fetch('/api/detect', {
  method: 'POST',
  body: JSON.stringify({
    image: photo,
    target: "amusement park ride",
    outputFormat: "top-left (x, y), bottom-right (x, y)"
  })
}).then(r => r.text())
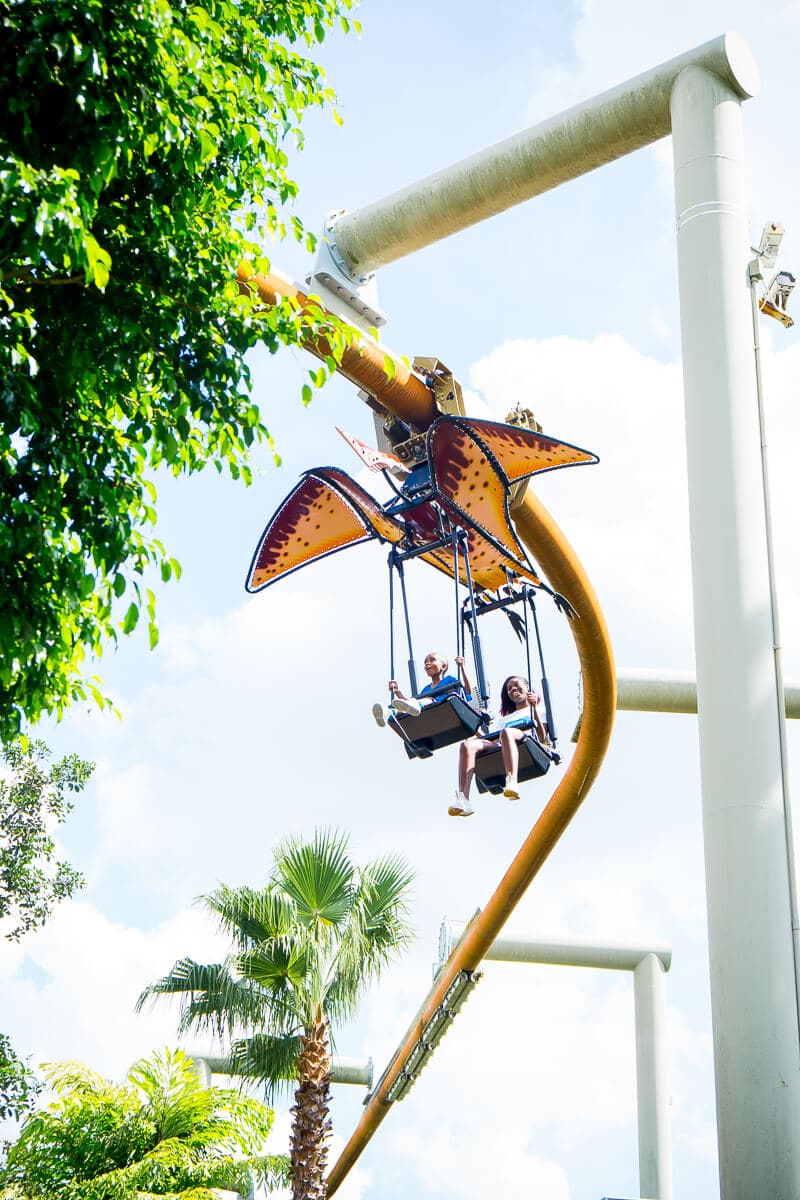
top-left (241, 264), bottom-right (618, 1190)
top-left (246, 401), bottom-right (596, 777)
top-left (239, 30), bottom-right (800, 1200)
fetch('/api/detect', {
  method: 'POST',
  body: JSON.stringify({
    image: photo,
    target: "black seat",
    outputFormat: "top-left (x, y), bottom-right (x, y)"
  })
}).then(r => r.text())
top-left (474, 733), bottom-right (552, 794)
top-left (389, 694), bottom-right (487, 759)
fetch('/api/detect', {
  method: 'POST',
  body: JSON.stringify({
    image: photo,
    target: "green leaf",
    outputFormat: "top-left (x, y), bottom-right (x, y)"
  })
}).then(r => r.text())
top-left (84, 235), bottom-right (112, 290)
top-left (1, 1046), bottom-right (286, 1193)
top-left (0, 0), bottom-right (359, 739)
top-left (122, 603), bottom-right (139, 634)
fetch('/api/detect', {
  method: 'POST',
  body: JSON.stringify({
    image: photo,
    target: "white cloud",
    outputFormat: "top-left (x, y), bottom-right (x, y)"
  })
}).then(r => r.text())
top-left (0, 901), bottom-right (226, 1080)
top-left (390, 1123), bottom-right (571, 1200)
top-left (468, 334), bottom-right (694, 649)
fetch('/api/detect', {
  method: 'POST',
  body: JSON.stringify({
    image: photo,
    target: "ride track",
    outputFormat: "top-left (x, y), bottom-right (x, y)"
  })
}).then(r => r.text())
top-left (239, 266), bottom-right (617, 1196)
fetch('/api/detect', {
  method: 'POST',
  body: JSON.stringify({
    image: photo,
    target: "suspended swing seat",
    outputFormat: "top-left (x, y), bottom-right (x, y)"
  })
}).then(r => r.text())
top-left (390, 691), bottom-right (487, 760)
top-left (474, 728), bottom-right (553, 795)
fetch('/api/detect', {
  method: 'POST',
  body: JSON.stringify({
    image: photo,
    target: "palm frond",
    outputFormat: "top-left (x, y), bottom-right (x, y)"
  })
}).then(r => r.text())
top-left (135, 959), bottom-right (226, 1012)
top-left (324, 852), bottom-right (415, 1023)
top-left (136, 959), bottom-right (265, 1037)
top-left (202, 883), bottom-right (297, 947)
top-left (235, 936), bottom-right (311, 992)
top-left (229, 1032), bottom-right (302, 1103)
top-left (272, 828), bottom-right (355, 931)
top-left (355, 853), bottom-right (415, 941)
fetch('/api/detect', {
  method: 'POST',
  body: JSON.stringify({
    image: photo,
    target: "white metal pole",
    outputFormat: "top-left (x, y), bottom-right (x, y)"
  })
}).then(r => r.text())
top-left (616, 669), bottom-right (699, 714)
top-left (446, 924), bottom-right (673, 1198)
top-left (188, 1053), bottom-right (373, 1087)
top-left (614, 669), bottom-right (800, 716)
top-left (671, 65), bottom-right (800, 1199)
top-left (634, 953), bottom-right (672, 1200)
top-left (749, 268), bottom-right (800, 1022)
top-left (329, 34), bottom-right (758, 278)
top-left (480, 933), bottom-right (671, 972)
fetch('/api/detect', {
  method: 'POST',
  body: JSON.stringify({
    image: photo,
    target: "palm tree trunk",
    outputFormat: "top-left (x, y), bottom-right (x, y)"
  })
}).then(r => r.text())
top-left (290, 1018), bottom-right (332, 1200)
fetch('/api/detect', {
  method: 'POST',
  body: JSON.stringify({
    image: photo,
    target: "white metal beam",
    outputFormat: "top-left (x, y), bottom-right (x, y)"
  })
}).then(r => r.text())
top-left (328, 33), bottom-right (758, 279)
top-left (187, 1054), bottom-right (373, 1088)
top-left (615, 669), bottom-right (800, 717)
top-left (445, 923), bottom-right (673, 1200)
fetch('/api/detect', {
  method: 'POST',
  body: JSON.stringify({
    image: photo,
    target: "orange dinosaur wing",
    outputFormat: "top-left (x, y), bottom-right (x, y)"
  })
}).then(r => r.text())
top-left (245, 469), bottom-right (405, 593)
top-left (427, 417), bottom-right (596, 584)
top-left (451, 417), bottom-right (598, 483)
top-left (245, 418), bottom-right (596, 596)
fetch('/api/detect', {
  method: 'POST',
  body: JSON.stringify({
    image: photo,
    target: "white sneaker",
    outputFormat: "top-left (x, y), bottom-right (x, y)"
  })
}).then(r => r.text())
top-left (448, 792), bottom-right (474, 817)
top-left (503, 776), bottom-right (520, 801)
top-left (372, 703), bottom-right (388, 728)
top-left (393, 696), bottom-right (422, 716)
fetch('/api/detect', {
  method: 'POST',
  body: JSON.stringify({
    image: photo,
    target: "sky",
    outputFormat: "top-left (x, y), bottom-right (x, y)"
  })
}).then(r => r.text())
top-left (4, 3), bottom-right (800, 1199)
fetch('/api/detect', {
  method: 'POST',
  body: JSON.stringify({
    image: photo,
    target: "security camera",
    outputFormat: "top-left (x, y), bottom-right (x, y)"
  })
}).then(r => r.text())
top-left (757, 221), bottom-right (785, 270)
top-left (759, 270), bottom-right (796, 329)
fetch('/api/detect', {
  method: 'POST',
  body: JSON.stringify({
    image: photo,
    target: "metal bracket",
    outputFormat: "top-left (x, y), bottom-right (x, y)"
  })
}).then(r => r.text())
top-left (365, 357), bottom-right (466, 469)
top-left (505, 402), bottom-right (542, 433)
top-left (504, 402), bottom-right (543, 508)
top-left (358, 359), bottom-right (466, 471)
top-left (306, 210), bottom-right (388, 332)
top-left (413, 356), bottom-right (466, 418)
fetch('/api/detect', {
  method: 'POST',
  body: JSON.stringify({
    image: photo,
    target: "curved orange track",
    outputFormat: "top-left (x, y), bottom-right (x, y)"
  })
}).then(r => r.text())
top-left (239, 267), bottom-right (616, 1196)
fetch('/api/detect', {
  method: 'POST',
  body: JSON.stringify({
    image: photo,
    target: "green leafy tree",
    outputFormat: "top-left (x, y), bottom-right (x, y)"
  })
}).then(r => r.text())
top-left (0, 738), bottom-right (90, 942)
top-left (0, 1046), bottom-right (288, 1198)
top-left (0, 737), bottom-right (91, 1124)
top-left (138, 830), bottom-right (414, 1200)
top-left (0, 0), bottom-right (357, 741)
top-left (0, 1035), bottom-right (40, 1124)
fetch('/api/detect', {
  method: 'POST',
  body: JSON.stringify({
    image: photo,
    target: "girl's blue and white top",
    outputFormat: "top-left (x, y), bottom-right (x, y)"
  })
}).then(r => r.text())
top-left (488, 709), bottom-right (534, 736)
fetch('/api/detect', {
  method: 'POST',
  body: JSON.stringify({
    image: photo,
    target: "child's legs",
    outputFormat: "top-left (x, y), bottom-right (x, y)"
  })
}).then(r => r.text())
top-left (459, 735), bottom-right (495, 797)
top-left (500, 726), bottom-right (525, 781)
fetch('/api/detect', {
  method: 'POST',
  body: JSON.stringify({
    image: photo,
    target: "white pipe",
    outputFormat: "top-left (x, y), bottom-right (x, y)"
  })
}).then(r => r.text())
top-left (328, 1057), bottom-right (374, 1088)
top-left (481, 933), bottom-right (672, 973)
top-left (671, 63), bottom-right (800, 1199)
top-left (188, 1053), bottom-right (373, 1088)
top-left (330, 34), bottom-right (758, 278)
top-left (617, 669), bottom-right (699, 714)
top-left (188, 1055), bottom-right (212, 1088)
top-left (634, 954), bottom-right (673, 1200)
top-left (615, 669), bottom-right (800, 717)
top-left (446, 924), bottom-right (672, 1199)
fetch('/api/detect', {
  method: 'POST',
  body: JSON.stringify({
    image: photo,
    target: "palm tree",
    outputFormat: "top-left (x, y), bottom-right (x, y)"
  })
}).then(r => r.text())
top-left (137, 829), bottom-right (414, 1200)
top-left (0, 1046), bottom-right (287, 1198)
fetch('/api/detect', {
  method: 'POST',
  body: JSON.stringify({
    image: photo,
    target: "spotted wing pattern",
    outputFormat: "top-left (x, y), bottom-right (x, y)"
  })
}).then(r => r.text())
top-left (246, 418), bottom-right (598, 595)
top-left (319, 468), bottom-right (407, 546)
top-left (303, 472), bottom-right (463, 586)
top-left (428, 417), bottom-right (597, 580)
top-left (449, 418), bottom-right (597, 483)
top-left (246, 469), bottom-right (405, 593)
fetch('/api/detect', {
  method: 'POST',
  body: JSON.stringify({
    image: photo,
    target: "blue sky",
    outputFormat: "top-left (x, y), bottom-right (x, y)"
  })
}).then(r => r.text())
top-left (4, 3), bottom-right (800, 1199)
